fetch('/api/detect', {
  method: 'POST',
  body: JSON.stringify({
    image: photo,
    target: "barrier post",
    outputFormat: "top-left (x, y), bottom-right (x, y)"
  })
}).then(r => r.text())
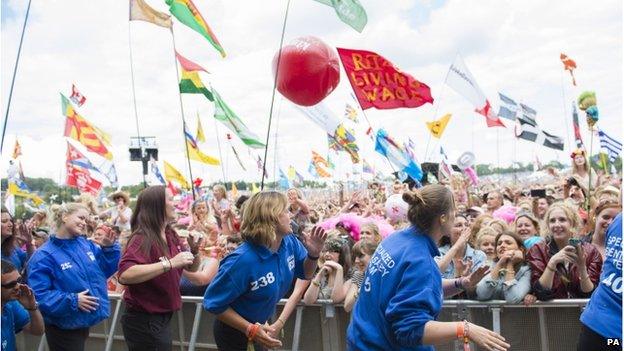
top-left (188, 303), bottom-right (203, 351)
top-left (105, 298), bottom-right (123, 351)
top-left (491, 307), bottom-right (501, 334)
top-left (538, 307), bottom-right (549, 351)
top-left (177, 309), bottom-right (186, 351)
top-left (291, 305), bottom-right (304, 351)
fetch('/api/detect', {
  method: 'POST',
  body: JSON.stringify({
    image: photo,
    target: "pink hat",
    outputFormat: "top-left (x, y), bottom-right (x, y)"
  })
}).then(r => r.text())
top-left (492, 205), bottom-right (517, 224)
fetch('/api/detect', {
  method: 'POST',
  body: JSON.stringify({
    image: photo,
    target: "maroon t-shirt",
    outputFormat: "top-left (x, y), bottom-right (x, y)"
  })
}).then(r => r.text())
top-left (118, 229), bottom-right (186, 313)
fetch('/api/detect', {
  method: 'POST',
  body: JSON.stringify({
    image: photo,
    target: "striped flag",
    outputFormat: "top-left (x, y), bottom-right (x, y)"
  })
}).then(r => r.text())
top-left (497, 93), bottom-right (519, 120)
top-left (375, 129), bottom-right (423, 182)
top-left (572, 104), bottom-right (584, 148)
top-left (166, 0), bottom-right (226, 57)
top-left (515, 115), bottom-right (564, 151)
top-left (62, 94), bottom-right (113, 160)
top-left (598, 129), bottom-right (622, 163)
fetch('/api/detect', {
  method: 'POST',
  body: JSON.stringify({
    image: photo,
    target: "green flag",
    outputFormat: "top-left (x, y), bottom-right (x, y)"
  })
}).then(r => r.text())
top-left (314, 0), bottom-right (367, 33)
top-left (165, 0), bottom-right (226, 57)
top-left (212, 88), bottom-right (265, 149)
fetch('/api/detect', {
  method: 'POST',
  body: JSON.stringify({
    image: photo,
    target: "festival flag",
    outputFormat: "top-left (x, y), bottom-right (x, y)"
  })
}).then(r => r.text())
top-left (7, 181), bottom-right (44, 206)
top-left (327, 125), bottom-right (360, 163)
top-left (438, 146), bottom-right (452, 180)
top-left (446, 55), bottom-right (505, 128)
top-left (311, 151), bottom-right (332, 178)
top-left (230, 182), bottom-right (239, 199)
top-left (560, 53), bottom-right (577, 86)
top-left (176, 51), bottom-right (208, 73)
top-left (497, 93), bottom-right (519, 120)
top-left (279, 169), bottom-right (292, 189)
top-left (226, 133), bottom-right (246, 171)
top-left (165, 0), bottom-right (226, 57)
top-left (362, 159), bottom-right (374, 174)
top-left (287, 166), bottom-right (297, 181)
top-left (196, 114), bottom-right (206, 142)
top-left (426, 113), bottom-right (452, 139)
top-left (344, 103), bottom-right (359, 123)
top-left (186, 139), bottom-right (220, 166)
top-left (337, 48), bottom-right (433, 110)
top-left (167, 181), bottom-right (179, 196)
top-left (313, 0), bottom-right (367, 32)
top-left (295, 170), bottom-right (305, 186)
top-left (251, 183), bottom-right (260, 194)
top-left (129, 0), bottom-right (172, 27)
top-left (150, 156), bottom-right (166, 185)
top-left (256, 155), bottom-right (268, 179)
top-left (375, 129), bottom-right (423, 182)
top-left (597, 129), bottom-right (622, 163)
top-left (61, 94), bottom-right (113, 160)
top-left (66, 163), bottom-right (102, 196)
top-left (572, 103), bottom-right (584, 149)
top-left (4, 194), bottom-right (15, 216)
top-left (212, 88), bottom-right (265, 149)
top-left (519, 103), bottom-right (537, 125)
top-left (66, 142), bottom-right (100, 173)
top-left (515, 115), bottom-right (564, 151)
top-left (70, 84), bottom-right (87, 107)
top-left (164, 160), bottom-right (190, 189)
top-left (99, 161), bottom-right (119, 188)
top-left (12, 139), bottom-right (21, 159)
top-left (179, 67), bottom-right (213, 101)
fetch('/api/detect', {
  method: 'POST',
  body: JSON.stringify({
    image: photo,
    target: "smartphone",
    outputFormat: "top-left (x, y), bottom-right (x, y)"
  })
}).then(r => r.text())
top-left (530, 189), bottom-right (547, 198)
top-left (568, 238), bottom-right (582, 247)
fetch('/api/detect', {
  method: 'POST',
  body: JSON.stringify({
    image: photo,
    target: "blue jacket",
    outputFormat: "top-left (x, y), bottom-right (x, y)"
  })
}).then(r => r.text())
top-left (27, 235), bottom-right (120, 329)
top-left (203, 234), bottom-right (307, 323)
top-left (580, 213), bottom-right (622, 339)
top-left (2, 300), bottom-right (30, 351)
top-left (347, 226), bottom-right (442, 351)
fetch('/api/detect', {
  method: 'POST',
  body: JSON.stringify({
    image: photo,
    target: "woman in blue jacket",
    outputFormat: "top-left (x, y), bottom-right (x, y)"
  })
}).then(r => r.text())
top-left (203, 191), bottom-right (326, 351)
top-left (347, 184), bottom-right (510, 351)
top-left (28, 203), bottom-right (119, 351)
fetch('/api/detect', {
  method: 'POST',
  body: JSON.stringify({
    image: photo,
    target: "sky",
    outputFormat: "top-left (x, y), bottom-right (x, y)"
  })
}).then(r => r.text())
top-left (1, 0), bottom-right (622, 186)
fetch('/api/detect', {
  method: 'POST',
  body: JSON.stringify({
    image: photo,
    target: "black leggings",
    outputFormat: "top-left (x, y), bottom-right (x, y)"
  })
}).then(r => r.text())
top-left (213, 319), bottom-right (267, 351)
top-left (44, 323), bottom-right (89, 351)
top-left (121, 309), bottom-right (173, 351)
top-left (577, 323), bottom-right (622, 351)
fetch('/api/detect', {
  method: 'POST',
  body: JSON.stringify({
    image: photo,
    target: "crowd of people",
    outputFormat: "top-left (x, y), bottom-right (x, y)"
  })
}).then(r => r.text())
top-left (1, 149), bottom-right (622, 350)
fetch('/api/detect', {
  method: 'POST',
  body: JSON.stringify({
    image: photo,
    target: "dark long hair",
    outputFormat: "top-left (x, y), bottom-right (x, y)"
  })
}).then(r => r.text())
top-left (1, 206), bottom-right (16, 257)
top-left (129, 186), bottom-right (170, 256)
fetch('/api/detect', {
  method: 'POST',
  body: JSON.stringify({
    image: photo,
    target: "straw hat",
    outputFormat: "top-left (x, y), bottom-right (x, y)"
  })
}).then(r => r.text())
top-left (109, 190), bottom-right (130, 204)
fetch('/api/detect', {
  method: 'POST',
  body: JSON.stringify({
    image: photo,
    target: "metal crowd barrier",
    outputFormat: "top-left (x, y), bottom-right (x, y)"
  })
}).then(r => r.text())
top-left (17, 294), bottom-right (588, 351)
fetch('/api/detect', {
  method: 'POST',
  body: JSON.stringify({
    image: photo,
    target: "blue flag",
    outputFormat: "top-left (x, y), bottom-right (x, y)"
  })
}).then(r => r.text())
top-left (375, 129), bottom-right (423, 182)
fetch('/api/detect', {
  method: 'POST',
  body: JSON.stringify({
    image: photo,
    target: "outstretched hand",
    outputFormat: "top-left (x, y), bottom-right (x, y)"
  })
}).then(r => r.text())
top-left (304, 226), bottom-right (327, 258)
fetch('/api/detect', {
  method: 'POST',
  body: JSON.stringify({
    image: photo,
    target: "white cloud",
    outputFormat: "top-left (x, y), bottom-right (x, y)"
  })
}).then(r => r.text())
top-left (1, 0), bottom-right (621, 186)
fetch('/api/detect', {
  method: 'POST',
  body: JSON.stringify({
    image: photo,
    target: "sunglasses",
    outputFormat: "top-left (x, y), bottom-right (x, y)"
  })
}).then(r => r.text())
top-left (1, 276), bottom-right (24, 289)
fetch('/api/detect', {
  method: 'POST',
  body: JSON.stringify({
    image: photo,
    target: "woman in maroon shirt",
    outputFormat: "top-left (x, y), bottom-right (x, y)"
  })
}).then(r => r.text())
top-left (117, 186), bottom-right (202, 351)
top-left (526, 203), bottom-right (602, 300)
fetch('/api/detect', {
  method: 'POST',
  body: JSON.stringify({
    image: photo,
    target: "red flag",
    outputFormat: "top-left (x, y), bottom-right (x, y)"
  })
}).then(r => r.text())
top-left (66, 143), bottom-right (102, 195)
top-left (560, 53), bottom-right (577, 86)
top-left (337, 48), bottom-right (433, 110)
top-left (475, 100), bottom-right (506, 128)
top-left (70, 84), bottom-right (87, 106)
top-left (167, 181), bottom-right (179, 196)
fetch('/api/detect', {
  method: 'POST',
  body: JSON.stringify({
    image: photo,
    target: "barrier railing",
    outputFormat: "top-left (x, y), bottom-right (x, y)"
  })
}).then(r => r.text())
top-left (18, 295), bottom-right (588, 351)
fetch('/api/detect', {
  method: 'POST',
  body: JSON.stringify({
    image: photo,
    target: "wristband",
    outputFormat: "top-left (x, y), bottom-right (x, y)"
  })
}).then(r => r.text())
top-left (246, 323), bottom-right (260, 340)
top-left (545, 265), bottom-right (556, 273)
top-left (311, 280), bottom-right (321, 287)
top-left (307, 253), bottom-right (320, 260)
top-left (454, 278), bottom-right (464, 290)
top-left (276, 318), bottom-right (285, 327)
top-left (161, 259), bottom-right (170, 272)
top-left (26, 302), bottom-right (39, 311)
top-left (456, 321), bottom-right (464, 339)
top-left (463, 320), bottom-right (471, 351)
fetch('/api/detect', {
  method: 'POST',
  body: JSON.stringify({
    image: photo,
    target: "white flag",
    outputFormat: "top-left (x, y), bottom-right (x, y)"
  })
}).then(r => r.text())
top-left (294, 101), bottom-right (342, 135)
top-left (446, 55), bottom-right (487, 109)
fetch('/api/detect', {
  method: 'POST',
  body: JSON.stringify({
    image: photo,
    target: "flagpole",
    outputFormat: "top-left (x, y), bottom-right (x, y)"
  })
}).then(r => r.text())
top-left (272, 98), bottom-right (283, 190)
top-left (213, 118), bottom-right (227, 182)
top-left (262, 0), bottom-right (292, 190)
top-left (424, 57), bottom-right (453, 161)
top-left (559, 71), bottom-right (572, 150)
top-left (1, 0), bottom-right (32, 153)
top-left (170, 28), bottom-right (195, 200)
top-left (128, 19), bottom-right (148, 188)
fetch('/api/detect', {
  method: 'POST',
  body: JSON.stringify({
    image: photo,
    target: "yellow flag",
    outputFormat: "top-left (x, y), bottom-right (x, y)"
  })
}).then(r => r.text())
top-left (196, 116), bottom-right (206, 143)
top-left (251, 183), bottom-right (260, 194)
top-left (8, 182), bottom-right (43, 206)
top-left (186, 141), bottom-right (220, 165)
top-left (164, 161), bottom-right (190, 189)
top-left (231, 183), bottom-right (239, 199)
top-left (426, 113), bottom-right (452, 138)
top-left (12, 139), bottom-right (21, 159)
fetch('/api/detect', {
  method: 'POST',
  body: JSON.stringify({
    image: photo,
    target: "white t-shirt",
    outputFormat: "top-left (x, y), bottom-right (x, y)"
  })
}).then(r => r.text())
top-left (110, 207), bottom-right (132, 231)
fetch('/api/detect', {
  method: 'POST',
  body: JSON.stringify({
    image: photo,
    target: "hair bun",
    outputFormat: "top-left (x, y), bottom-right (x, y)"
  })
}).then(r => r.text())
top-left (402, 191), bottom-right (423, 206)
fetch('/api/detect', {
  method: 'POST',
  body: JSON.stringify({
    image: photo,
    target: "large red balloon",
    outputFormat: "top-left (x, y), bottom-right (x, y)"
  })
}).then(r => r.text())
top-left (273, 36), bottom-right (340, 106)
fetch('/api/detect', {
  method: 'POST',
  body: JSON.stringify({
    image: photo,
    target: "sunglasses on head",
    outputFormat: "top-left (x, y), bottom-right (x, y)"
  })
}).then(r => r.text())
top-left (1, 276), bottom-right (24, 289)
